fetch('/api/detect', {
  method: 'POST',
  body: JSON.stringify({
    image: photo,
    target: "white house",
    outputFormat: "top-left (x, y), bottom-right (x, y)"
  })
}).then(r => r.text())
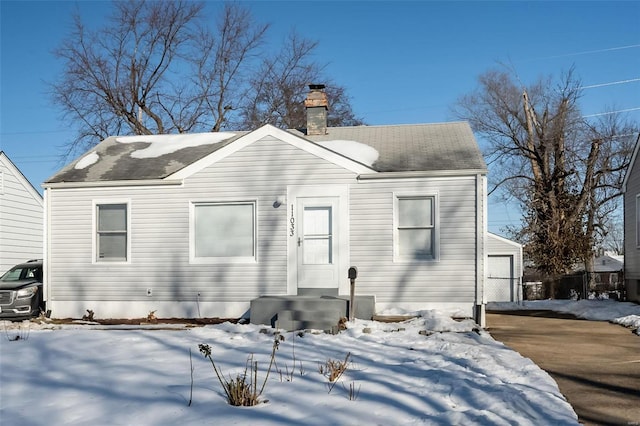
top-left (622, 133), bottom-right (640, 303)
top-left (0, 151), bottom-right (44, 273)
top-left (43, 86), bottom-right (489, 325)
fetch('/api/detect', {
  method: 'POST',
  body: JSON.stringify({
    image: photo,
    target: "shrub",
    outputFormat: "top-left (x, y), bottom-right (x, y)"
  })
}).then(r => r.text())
top-left (198, 333), bottom-right (282, 406)
top-left (319, 352), bottom-right (351, 382)
top-left (319, 352), bottom-right (352, 394)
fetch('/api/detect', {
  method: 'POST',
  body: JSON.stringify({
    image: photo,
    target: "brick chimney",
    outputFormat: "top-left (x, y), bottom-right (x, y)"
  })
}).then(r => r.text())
top-left (304, 84), bottom-right (328, 135)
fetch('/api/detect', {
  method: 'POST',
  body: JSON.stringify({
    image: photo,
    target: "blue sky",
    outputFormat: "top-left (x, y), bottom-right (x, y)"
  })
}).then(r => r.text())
top-left (1, 1), bottom-right (639, 235)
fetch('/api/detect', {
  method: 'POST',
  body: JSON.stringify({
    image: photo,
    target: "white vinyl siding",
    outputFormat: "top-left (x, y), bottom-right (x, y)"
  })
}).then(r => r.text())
top-left (0, 153), bottom-right (43, 273)
top-left (395, 195), bottom-right (436, 261)
top-left (350, 176), bottom-right (481, 305)
top-left (96, 203), bottom-right (128, 262)
top-left (46, 136), bottom-right (356, 309)
top-left (45, 133), bottom-right (486, 318)
top-left (191, 201), bottom-right (256, 263)
top-left (624, 144), bottom-right (640, 302)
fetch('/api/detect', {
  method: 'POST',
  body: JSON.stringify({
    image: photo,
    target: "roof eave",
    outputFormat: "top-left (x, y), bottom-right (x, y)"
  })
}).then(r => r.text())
top-left (358, 168), bottom-right (487, 180)
top-left (0, 151), bottom-right (44, 203)
top-left (43, 178), bottom-right (183, 190)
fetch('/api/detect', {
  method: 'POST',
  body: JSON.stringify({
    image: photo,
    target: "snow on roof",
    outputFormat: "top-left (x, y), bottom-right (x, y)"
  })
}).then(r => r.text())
top-left (315, 140), bottom-right (379, 167)
top-left (46, 122), bottom-right (485, 184)
top-left (74, 152), bottom-right (99, 170)
top-left (116, 133), bottom-right (236, 159)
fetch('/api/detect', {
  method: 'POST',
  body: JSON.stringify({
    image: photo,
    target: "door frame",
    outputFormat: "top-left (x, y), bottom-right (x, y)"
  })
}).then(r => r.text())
top-left (296, 196), bottom-right (340, 289)
top-left (287, 185), bottom-right (350, 295)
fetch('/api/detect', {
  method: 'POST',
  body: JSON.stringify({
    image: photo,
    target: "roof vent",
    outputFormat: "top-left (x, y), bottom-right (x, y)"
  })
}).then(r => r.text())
top-left (304, 84), bottom-right (328, 135)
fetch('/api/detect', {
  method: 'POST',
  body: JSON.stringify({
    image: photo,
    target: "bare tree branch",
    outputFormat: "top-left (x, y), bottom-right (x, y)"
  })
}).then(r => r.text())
top-left (50, 2), bottom-right (363, 159)
top-left (453, 68), bottom-right (639, 276)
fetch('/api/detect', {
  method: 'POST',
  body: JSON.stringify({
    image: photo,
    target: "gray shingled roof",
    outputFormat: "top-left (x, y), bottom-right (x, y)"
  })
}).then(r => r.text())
top-left (292, 122), bottom-right (486, 172)
top-left (46, 132), bottom-right (247, 183)
top-left (46, 122), bottom-right (485, 184)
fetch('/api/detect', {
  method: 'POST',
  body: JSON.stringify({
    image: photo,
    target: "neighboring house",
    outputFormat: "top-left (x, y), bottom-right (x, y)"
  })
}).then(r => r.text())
top-left (557, 252), bottom-right (624, 299)
top-left (0, 151), bottom-right (44, 274)
top-left (43, 86), bottom-right (489, 325)
top-left (577, 252), bottom-right (623, 289)
top-left (622, 133), bottom-right (640, 303)
top-left (486, 233), bottom-right (523, 302)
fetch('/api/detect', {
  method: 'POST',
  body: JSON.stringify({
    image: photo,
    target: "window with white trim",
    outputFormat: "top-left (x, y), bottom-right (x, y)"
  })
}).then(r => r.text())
top-left (96, 203), bottom-right (128, 262)
top-left (395, 195), bottom-right (437, 261)
top-left (192, 201), bottom-right (256, 262)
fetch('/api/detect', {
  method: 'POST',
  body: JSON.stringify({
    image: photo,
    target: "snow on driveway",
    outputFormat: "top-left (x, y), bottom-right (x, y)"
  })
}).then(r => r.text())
top-left (489, 299), bottom-right (640, 335)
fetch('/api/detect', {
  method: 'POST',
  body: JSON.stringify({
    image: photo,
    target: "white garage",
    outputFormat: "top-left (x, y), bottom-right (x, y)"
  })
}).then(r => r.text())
top-left (486, 233), bottom-right (523, 302)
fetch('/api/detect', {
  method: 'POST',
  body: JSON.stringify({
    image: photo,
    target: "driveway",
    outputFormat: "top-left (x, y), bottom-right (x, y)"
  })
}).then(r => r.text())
top-left (487, 310), bottom-right (640, 426)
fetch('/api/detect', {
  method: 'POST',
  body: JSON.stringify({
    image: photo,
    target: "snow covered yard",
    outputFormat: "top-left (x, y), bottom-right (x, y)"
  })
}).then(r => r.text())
top-left (488, 299), bottom-right (640, 335)
top-left (0, 311), bottom-right (580, 425)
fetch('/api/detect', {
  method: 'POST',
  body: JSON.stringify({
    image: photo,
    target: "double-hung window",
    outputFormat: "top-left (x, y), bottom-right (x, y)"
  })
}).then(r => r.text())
top-left (395, 195), bottom-right (437, 261)
top-left (96, 203), bottom-right (128, 262)
top-left (192, 201), bottom-right (257, 263)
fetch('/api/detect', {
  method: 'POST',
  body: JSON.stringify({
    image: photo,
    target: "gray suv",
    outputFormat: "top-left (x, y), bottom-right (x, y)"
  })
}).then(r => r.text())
top-left (0, 259), bottom-right (44, 320)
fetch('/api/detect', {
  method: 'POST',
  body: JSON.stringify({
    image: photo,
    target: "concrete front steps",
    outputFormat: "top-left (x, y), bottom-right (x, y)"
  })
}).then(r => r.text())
top-left (276, 309), bottom-right (345, 334)
top-left (250, 295), bottom-right (375, 333)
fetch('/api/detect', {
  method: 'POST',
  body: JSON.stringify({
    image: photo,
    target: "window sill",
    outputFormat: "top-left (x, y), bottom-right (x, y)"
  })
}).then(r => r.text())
top-left (189, 257), bottom-right (258, 265)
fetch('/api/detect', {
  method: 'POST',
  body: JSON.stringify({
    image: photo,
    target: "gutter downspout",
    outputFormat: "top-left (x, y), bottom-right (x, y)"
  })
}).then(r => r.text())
top-left (476, 173), bottom-right (487, 327)
top-left (43, 187), bottom-right (51, 313)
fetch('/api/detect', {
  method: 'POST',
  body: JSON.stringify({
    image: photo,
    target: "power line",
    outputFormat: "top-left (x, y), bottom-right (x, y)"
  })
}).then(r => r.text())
top-left (539, 44), bottom-right (640, 60)
top-left (583, 107), bottom-right (640, 118)
top-left (10, 159), bottom-right (59, 164)
top-left (0, 129), bottom-right (70, 136)
top-left (6, 154), bottom-right (59, 159)
top-left (582, 78), bottom-right (640, 89)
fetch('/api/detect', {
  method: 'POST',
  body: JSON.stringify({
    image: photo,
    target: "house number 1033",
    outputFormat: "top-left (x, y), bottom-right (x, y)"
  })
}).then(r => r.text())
top-left (289, 204), bottom-right (295, 236)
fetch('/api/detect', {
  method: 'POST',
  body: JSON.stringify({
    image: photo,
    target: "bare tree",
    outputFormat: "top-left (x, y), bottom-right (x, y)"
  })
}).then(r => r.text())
top-left (454, 68), bottom-right (637, 277)
top-left (51, 1), bottom-right (360, 158)
top-left (192, 4), bottom-right (268, 132)
top-left (53, 1), bottom-right (204, 155)
top-left (238, 32), bottom-right (364, 130)
top-left (602, 215), bottom-right (624, 255)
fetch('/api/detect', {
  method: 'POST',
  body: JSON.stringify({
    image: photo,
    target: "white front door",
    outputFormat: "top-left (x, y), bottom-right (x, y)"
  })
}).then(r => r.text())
top-left (296, 197), bottom-right (340, 289)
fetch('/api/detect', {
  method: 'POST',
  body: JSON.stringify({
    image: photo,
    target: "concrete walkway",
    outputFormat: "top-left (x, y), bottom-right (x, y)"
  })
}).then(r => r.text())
top-left (487, 310), bottom-right (640, 426)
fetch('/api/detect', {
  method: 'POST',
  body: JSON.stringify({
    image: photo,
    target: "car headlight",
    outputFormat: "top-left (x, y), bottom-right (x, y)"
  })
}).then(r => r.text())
top-left (16, 286), bottom-right (38, 299)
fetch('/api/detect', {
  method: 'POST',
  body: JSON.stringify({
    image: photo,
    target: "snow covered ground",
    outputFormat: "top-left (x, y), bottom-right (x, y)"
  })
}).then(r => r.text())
top-left (2, 299), bottom-right (636, 425)
top-left (488, 299), bottom-right (640, 335)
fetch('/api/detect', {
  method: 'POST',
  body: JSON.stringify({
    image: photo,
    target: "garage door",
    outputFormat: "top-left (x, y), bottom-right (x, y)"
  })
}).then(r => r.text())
top-left (487, 255), bottom-right (514, 302)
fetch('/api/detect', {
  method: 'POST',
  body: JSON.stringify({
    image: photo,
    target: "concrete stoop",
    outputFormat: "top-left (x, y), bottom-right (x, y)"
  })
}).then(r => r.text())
top-left (250, 295), bottom-right (375, 332)
top-left (276, 309), bottom-right (344, 334)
